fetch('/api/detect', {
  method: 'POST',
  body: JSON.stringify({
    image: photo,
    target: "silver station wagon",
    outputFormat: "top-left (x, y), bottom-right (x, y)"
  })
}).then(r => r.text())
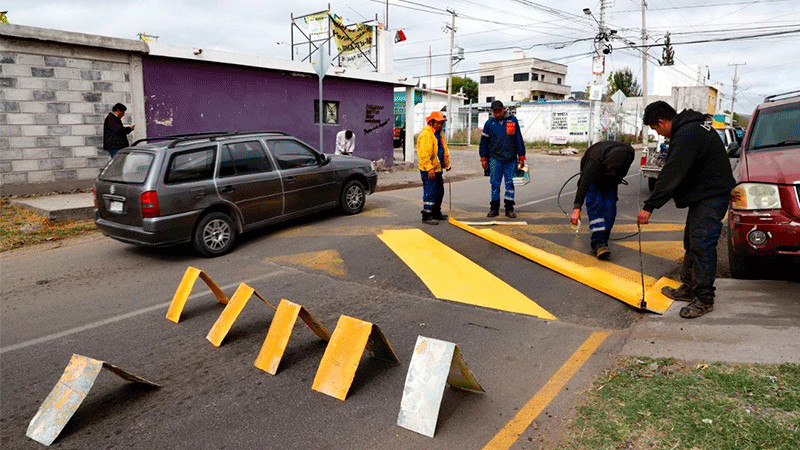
top-left (94, 131), bottom-right (378, 257)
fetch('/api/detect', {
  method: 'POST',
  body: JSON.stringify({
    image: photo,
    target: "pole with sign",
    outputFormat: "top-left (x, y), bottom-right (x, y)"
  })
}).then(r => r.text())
top-left (312, 41), bottom-right (330, 152)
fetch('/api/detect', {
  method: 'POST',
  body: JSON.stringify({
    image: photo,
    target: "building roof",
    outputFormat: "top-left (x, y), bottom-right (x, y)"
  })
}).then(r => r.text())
top-left (1, 23), bottom-right (416, 87)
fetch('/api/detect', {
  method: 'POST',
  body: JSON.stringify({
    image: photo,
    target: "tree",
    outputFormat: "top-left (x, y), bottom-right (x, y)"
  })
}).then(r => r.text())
top-left (606, 67), bottom-right (642, 97)
top-left (659, 32), bottom-right (675, 66)
top-left (450, 76), bottom-right (478, 104)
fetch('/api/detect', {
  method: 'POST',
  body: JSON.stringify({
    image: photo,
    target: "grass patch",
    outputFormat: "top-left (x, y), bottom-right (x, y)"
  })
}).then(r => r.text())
top-left (563, 357), bottom-right (800, 449)
top-left (0, 198), bottom-right (97, 252)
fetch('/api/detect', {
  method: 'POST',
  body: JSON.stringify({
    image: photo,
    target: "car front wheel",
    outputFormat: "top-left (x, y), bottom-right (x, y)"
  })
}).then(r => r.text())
top-left (340, 180), bottom-right (365, 215)
top-left (193, 212), bottom-right (236, 257)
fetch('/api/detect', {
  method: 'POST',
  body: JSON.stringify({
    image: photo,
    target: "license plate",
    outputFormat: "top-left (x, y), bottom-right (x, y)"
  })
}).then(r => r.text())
top-left (109, 200), bottom-right (123, 213)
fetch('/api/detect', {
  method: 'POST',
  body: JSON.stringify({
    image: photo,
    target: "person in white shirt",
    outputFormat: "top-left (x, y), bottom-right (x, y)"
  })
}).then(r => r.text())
top-left (335, 129), bottom-right (355, 155)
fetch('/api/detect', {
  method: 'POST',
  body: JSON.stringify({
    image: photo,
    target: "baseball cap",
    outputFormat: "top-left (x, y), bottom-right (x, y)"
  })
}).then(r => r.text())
top-left (491, 100), bottom-right (504, 111)
top-left (426, 111), bottom-right (447, 122)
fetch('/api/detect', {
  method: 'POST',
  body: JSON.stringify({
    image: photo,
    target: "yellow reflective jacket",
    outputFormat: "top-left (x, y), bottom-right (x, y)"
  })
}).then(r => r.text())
top-left (416, 125), bottom-right (450, 172)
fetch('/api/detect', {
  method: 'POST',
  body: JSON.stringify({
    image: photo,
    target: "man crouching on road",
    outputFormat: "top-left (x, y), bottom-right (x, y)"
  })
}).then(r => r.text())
top-left (417, 111), bottom-right (451, 225)
top-left (637, 101), bottom-right (736, 319)
top-left (480, 100), bottom-right (526, 218)
top-left (569, 141), bottom-right (635, 260)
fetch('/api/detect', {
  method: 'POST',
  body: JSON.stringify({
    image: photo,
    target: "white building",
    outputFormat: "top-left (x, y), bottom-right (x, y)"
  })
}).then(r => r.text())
top-left (478, 51), bottom-right (570, 104)
top-left (653, 64), bottom-right (724, 114)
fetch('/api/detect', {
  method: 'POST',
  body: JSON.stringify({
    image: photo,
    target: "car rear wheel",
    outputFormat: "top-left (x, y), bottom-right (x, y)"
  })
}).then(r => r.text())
top-left (193, 212), bottom-right (236, 257)
top-left (340, 180), bottom-right (365, 215)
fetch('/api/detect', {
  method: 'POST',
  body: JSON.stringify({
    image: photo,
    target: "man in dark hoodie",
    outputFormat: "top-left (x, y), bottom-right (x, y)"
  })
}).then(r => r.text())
top-left (570, 141), bottom-right (635, 260)
top-left (637, 101), bottom-right (736, 319)
top-left (103, 103), bottom-right (134, 158)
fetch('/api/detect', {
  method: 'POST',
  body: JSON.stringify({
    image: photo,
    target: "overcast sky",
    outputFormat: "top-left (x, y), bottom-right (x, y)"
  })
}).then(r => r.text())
top-left (4, 0), bottom-right (798, 113)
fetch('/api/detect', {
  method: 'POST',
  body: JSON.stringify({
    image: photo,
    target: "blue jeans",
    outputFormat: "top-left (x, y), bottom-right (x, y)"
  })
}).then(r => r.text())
top-left (681, 193), bottom-right (729, 303)
top-left (585, 184), bottom-right (617, 250)
top-left (489, 158), bottom-right (516, 202)
top-left (420, 170), bottom-right (444, 215)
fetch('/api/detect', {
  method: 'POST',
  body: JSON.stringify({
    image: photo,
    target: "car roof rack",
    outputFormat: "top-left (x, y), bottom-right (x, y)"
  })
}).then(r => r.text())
top-left (764, 90), bottom-right (800, 103)
top-left (131, 131), bottom-right (230, 147)
top-left (166, 130), bottom-right (290, 148)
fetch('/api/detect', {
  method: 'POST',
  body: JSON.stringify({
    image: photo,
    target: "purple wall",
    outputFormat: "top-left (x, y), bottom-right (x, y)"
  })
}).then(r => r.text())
top-left (141, 57), bottom-right (394, 164)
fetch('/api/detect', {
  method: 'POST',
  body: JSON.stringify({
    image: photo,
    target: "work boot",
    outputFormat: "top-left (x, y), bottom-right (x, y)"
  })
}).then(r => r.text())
top-left (487, 200), bottom-right (500, 218)
top-left (421, 212), bottom-right (439, 225)
top-left (679, 298), bottom-right (713, 318)
top-left (662, 284), bottom-right (693, 302)
top-left (432, 211), bottom-right (448, 220)
top-left (594, 246), bottom-right (610, 260)
top-left (504, 200), bottom-right (516, 218)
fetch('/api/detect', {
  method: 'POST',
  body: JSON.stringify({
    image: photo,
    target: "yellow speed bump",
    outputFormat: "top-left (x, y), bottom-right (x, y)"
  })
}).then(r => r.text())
top-left (166, 267), bottom-right (229, 323)
top-left (206, 284), bottom-right (276, 347)
top-left (312, 315), bottom-right (400, 401)
top-left (378, 229), bottom-right (556, 320)
top-left (449, 218), bottom-right (678, 314)
top-left (254, 299), bottom-right (331, 375)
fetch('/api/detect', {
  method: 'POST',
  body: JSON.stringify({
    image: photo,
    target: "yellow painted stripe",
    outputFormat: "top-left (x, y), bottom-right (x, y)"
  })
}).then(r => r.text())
top-left (450, 222), bottom-right (685, 234)
top-left (451, 219), bottom-right (675, 314)
top-left (378, 229), bottom-right (556, 320)
top-left (265, 249), bottom-right (348, 277)
top-left (616, 240), bottom-right (684, 261)
top-left (484, 331), bottom-right (612, 450)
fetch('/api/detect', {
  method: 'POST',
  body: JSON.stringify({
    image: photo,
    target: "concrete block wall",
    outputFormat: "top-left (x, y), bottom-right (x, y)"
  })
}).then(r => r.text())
top-left (1, 36), bottom-right (143, 195)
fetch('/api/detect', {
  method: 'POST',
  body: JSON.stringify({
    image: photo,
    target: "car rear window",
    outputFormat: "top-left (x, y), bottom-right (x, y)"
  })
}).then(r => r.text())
top-left (749, 103), bottom-right (800, 152)
top-left (219, 140), bottom-right (273, 177)
top-left (165, 146), bottom-right (216, 184)
top-left (98, 151), bottom-right (155, 184)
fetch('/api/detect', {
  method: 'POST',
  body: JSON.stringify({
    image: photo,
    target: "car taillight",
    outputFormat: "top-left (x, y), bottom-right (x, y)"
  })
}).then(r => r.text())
top-left (92, 185), bottom-right (97, 208)
top-left (640, 156), bottom-right (647, 166)
top-left (141, 191), bottom-right (160, 218)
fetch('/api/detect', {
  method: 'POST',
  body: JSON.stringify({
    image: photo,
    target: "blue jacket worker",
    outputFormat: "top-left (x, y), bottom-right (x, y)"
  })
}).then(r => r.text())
top-left (637, 101), bottom-right (736, 319)
top-left (417, 111), bottom-right (451, 225)
top-left (479, 100), bottom-right (526, 218)
top-left (569, 141), bottom-right (635, 260)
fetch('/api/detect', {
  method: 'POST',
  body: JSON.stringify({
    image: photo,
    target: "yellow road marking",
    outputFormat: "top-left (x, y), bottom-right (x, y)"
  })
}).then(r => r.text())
top-left (616, 240), bottom-right (684, 261)
top-left (475, 222), bottom-right (684, 234)
top-left (265, 249), bottom-right (348, 277)
top-left (451, 219), bottom-right (676, 314)
top-left (484, 331), bottom-right (612, 450)
top-left (378, 229), bottom-right (556, 320)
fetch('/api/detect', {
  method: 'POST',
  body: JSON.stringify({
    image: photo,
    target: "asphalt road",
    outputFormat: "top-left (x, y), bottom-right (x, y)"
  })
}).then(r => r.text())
top-left (1, 156), bottom-right (692, 449)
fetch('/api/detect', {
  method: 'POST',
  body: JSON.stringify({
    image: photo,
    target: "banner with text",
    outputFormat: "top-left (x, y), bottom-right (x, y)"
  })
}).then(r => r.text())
top-left (330, 14), bottom-right (374, 69)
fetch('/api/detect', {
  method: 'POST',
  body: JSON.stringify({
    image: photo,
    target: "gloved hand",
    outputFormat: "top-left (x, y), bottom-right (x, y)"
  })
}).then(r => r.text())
top-left (480, 157), bottom-right (488, 170)
top-left (518, 155), bottom-right (526, 169)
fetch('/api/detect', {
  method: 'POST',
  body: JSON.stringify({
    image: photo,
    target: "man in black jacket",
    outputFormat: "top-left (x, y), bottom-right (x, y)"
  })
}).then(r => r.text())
top-left (637, 101), bottom-right (736, 318)
top-left (569, 141), bottom-right (635, 260)
top-left (103, 103), bottom-right (135, 158)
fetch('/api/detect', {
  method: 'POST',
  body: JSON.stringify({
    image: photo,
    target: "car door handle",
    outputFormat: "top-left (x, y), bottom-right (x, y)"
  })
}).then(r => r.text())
top-left (220, 185), bottom-right (235, 193)
top-left (284, 176), bottom-right (296, 183)
top-left (191, 188), bottom-right (206, 199)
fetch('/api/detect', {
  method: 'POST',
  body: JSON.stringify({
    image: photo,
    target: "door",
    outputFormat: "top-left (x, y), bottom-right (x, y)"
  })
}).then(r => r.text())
top-left (216, 139), bottom-right (283, 226)
top-left (266, 139), bottom-right (338, 215)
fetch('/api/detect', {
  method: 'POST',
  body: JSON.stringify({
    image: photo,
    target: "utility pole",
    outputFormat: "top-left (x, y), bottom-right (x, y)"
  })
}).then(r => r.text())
top-left (385, 0), bottom-right (389, 29)
top-left (446, 9), bottom-right (456, 140)
top-left (729, 62), bottom-right (746, 120)
top-left (590, 1), bottom-right (607, 145)
top-left (641, 1), bottom-right (648, 147)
